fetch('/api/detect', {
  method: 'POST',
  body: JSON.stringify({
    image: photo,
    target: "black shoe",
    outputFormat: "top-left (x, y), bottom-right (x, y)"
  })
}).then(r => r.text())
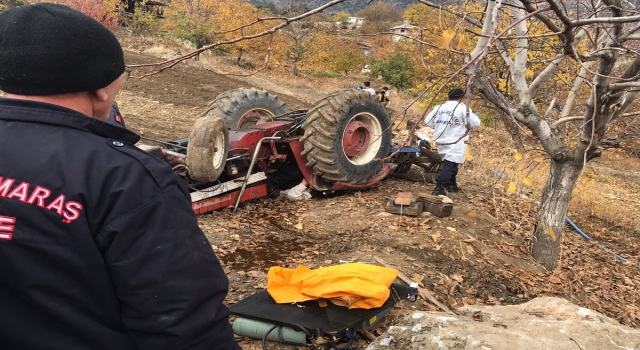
top-left (447, 184), bottom-right (462, 192)
top-left (432, 185), bottom-right (447, 196)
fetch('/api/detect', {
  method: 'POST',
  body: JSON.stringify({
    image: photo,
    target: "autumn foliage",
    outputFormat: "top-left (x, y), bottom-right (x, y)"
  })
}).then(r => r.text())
top-left (49, 0), bottom-right (118, 30)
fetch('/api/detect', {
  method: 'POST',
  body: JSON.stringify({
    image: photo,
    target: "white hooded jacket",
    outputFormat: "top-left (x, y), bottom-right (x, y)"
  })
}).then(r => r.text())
top-left (425, 100), bottom-right (481, 164)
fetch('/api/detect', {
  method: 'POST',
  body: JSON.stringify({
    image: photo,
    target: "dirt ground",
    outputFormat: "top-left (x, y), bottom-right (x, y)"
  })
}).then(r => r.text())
top-left (119, 49), bottom-right (640, 349)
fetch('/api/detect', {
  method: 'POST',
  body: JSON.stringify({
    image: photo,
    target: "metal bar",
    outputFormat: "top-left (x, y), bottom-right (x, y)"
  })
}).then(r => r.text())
top-left (161, 149), bottom-right (187, 165)
top-left (233, 136), bottom-right (281, 212)
top-left (226, 154), bottom-right (246, 161)
top-left (192, 184), bottom-right (267, 215)
top-left (139, 135), bottom-right (188, 150)
top-left (190, 172), bottom-right (267, 202)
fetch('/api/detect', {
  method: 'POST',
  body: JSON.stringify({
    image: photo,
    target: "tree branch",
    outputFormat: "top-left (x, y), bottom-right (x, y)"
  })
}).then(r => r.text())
top-left (525, 54), bottom-right (567, 107)
top-left (511, 1), bottom-right (530, 100)
top-left (572, 14), bottom-right (640, 27)
top-left (560, 63), bottom-right (591, 119)
top-left (127, 0), bottom-right (347, 75)
top-left (416, 0), bottom-right (483, 28)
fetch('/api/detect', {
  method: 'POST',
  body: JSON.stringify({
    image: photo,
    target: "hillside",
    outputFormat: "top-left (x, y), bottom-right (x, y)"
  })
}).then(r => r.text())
top-left (262, 0), bottom-right (423, 13)
top-left (116, 33), bottom-right (640, 349)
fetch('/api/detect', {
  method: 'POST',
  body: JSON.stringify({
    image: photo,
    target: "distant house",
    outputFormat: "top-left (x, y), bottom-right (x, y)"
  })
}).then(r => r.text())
top-left (391, 22), bottom-right (418, 42)
top-left (348, 17), bottom-right (364, 27)
top-left (336, 16), bottom-right (364, 30)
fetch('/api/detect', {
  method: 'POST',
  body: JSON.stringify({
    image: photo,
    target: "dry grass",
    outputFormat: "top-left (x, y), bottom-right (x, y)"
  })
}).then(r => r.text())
top-left (462, 122), bottom-right (640, 257)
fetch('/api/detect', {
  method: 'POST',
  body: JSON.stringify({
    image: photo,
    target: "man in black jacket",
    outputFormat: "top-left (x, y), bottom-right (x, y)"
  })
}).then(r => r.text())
top-left (0, 4), bottom-right (240, 350)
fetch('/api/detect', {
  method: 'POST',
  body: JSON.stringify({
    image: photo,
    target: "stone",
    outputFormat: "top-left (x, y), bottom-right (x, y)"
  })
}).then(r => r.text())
top-left (366, 297), bottom-right (640, 350)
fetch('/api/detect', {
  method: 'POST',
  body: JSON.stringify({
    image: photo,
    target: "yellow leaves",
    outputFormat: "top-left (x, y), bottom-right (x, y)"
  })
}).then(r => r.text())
top-left (455, 33), bottom-right (468, 51)
top-left (549, 275), bottom-right (562, 284)
top-left (333, 12), bottom-right (350, 22)
top-left (534, 157), bottom-right (544, 163)
top-left (437, 29), bottom-right (456, 50)
top-left (498, 78), bottom-right (507, 91)
top-left (513, 152), bottom-right (523, 160)
top-left (522, 177), bottom-right (533, 186)
top-left (465, 147), bottom-right (472, 161)
top-left (507, 182), bottom-right (517, 193)
top-left (294, 222), bottom-right (303, 230)
top-left (540, 220), bottom-right (557, 241)
top-left (467, 211), bottom-right (477, 218)
top-left (524, 69), bottom-right (535, 79)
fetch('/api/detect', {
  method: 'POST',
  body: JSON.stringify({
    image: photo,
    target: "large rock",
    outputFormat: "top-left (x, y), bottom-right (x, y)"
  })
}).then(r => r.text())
top-left (367, 297), bottom-right (640, 350)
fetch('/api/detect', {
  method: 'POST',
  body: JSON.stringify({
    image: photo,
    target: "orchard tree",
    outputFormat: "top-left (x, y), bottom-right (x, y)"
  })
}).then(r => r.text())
top-left (165, 0), bottom-right (218, 51)
top-left (332, 11), bottom-right (350, 22)
top-left (49, 0), bottom-right (119, 29)
top-left (419, 0), bottom-right (640, 269)
top-left (328, 40), bottom-right (364, 75)
top-left (369, 52), bottom-right (417, 90)
top-left (356, 1), bottom-right (402, 34)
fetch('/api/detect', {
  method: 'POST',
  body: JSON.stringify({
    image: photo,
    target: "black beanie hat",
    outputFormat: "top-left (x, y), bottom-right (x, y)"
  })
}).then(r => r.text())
top-left (448, 89), bottom-right (465, 100)
top-left (0, 3), bottom-right (125, 95)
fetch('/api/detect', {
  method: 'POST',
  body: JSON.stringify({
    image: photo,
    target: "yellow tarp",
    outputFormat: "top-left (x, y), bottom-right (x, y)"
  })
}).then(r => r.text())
top-left (266, 263), bottom-right (398, 309)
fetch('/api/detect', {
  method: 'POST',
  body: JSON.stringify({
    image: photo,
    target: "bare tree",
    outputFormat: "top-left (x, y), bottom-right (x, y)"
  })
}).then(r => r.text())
top-left (420, 0), bottom-right (640, 269)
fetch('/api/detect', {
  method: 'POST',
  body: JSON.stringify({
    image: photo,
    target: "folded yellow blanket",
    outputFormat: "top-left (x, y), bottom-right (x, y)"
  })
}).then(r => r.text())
top-left (266, 263), bottom-right (398, 309)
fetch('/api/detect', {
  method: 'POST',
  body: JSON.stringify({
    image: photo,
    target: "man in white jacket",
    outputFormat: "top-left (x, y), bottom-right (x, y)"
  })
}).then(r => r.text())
top-left (425, 89), bottom-right (481, 195)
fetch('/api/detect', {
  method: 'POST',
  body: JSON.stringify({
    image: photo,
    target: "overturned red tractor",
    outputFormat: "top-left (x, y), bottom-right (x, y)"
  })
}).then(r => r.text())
top-left (140, 88), bottom-right (442, 215)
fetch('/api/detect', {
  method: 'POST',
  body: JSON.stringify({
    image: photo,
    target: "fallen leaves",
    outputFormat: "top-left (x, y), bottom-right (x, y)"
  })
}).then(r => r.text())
top-left (451, 273), bottom-right (464, 283)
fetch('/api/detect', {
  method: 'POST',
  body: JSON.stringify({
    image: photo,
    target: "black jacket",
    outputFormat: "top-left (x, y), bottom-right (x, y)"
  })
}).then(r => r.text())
top-left (0, 99), bottom-right (240, 350)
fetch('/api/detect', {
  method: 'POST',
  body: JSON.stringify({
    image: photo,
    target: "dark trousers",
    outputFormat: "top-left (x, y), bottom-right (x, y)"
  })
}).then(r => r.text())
top-left (436, 160), bottom-right (459, 186)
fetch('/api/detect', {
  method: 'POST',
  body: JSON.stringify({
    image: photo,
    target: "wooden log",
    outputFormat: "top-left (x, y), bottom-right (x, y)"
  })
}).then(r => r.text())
top-left (417, 193), bottom-right (443, 203)
top-left (374, 256), bottom-right (454, 314)
top-left (385, 201), bottom-right (423, 217)
top-left (395, 192), bottom-right (414, 205)
top-left (416, 198), bottom-right (453, 217)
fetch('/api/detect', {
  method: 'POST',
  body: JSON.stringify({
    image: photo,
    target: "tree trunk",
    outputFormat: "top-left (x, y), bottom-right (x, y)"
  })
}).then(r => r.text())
top-left (237, 48), bottom-right (243, 65)
top-left (499, 112), bottom-right (525, 153)
top-left (532, 160), bottom-right (582, 270)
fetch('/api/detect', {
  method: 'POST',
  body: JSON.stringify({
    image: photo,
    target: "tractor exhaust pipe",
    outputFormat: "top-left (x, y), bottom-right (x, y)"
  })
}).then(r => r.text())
top-left (233, 136), bottom-right (282, 212)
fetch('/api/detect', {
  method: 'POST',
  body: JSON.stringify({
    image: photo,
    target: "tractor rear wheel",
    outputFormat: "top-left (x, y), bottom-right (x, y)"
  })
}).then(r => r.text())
top-left (204, 88), bottom-right (287, 129)
top-left (186, 116), bottom-right (229, 182)
top-left (301, 90), bottom-right (392, 189)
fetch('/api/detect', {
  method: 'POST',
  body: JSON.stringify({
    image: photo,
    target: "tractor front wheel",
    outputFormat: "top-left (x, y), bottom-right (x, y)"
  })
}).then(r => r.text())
top-left (186, 116), bottom-right (229, 182)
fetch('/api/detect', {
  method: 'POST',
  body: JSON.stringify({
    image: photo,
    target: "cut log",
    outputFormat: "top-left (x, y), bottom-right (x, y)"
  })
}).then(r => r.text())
top-left (416, 199), bottom-right (453, 217)
top-left (418, 193), bottom-right (443, 203)
top-left (395, 192), bottom-right (414, 205)
top-left (385, 201), bottom-right (423, 216)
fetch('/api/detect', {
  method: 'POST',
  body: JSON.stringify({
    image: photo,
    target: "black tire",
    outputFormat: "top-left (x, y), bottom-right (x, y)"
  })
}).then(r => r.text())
top-left (393, 153), bottom-right (414, 174)
top-left (204, 88), bottom-right (287, 129)
top-left (301, 90), bottom-right (392, 189)
top-left (186, 116), bottom-right (229, 182)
